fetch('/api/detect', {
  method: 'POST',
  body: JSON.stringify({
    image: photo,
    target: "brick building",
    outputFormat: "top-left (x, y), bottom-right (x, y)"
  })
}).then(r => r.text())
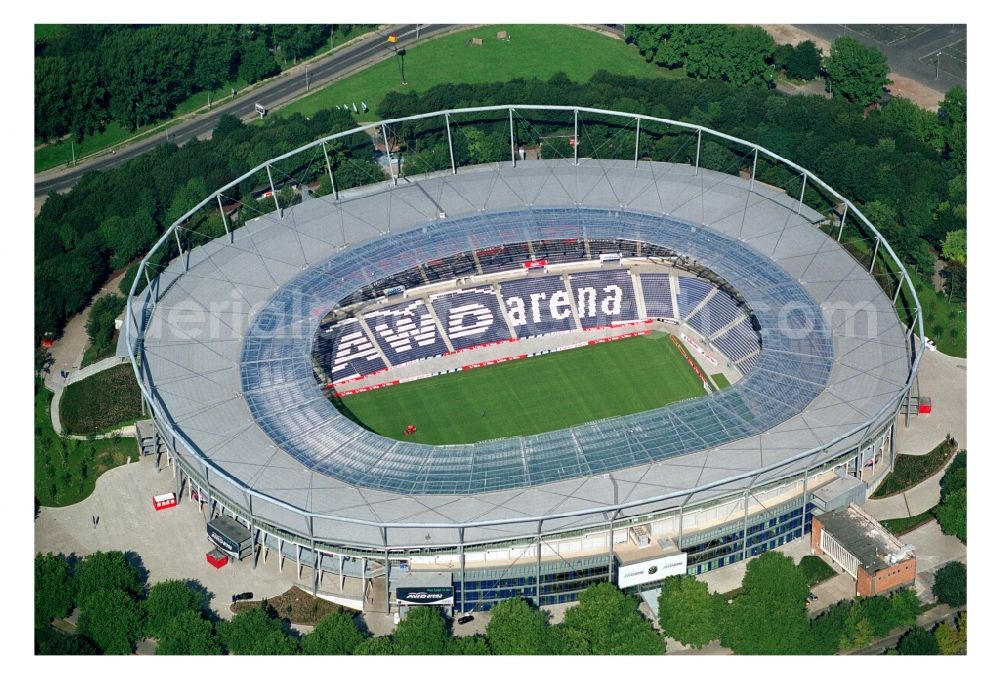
top-left (811, 503), bottom-right (916, 597)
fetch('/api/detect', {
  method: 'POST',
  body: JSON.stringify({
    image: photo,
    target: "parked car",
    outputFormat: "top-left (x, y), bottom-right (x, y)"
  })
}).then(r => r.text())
top-left (231, 592), bottom-right (254, 603)
top-left (457, 614), bottom-right (474, 625)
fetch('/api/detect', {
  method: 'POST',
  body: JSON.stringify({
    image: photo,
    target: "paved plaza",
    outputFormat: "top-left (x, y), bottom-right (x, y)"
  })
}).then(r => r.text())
top-left (34, 455), bottom-right (301, 621)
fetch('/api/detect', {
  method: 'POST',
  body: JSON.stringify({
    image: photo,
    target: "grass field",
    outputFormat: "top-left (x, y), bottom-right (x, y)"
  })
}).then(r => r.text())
top-left (336, 333), bottom-right (707, 444)
top-left (60, 363), bottom-right (143, 436)
top-left (279, 24), bottom-right (676, 122)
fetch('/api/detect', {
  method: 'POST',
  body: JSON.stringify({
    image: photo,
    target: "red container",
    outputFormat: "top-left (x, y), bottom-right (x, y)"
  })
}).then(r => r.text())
top-left (152, 492), bottom-right (177, 510)
top-left (918, 396), bottom-right (932, 415)
top-left (206, 549), bottom-right (229, 569)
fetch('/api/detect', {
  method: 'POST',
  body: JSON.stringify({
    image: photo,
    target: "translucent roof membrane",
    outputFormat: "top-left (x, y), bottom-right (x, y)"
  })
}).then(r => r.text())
top-left (239, 208), bottom-right (833, 495)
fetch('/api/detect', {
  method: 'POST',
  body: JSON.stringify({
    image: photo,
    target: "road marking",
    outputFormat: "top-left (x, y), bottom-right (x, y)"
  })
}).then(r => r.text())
top-left (919, 38), bottom-right (966, 63)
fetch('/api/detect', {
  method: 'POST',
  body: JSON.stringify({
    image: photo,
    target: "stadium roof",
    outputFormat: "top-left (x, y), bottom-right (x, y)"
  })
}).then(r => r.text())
top-left (137, 159), bottom-right (910, 548)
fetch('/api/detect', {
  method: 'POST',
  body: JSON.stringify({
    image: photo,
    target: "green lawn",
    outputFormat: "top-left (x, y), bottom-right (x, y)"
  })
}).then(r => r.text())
top-left (35, 381), bottom-right (138, 507)
top-left (881, 509), bottom-right (936, 536)
top-left (279, 24), bottom-right (677, 122)
top-left (59, 363), bottom-right (143, 436)
top-left (712, 373), bottom-right (731, 390)
top-left (908, 273), bottom-right (966, 358)
top-left (870, 437), bottom-right (957, 498)
top-left (336, 332), bottom-right (706, 444)
top-left (798, 555), bottom-right (837, 587)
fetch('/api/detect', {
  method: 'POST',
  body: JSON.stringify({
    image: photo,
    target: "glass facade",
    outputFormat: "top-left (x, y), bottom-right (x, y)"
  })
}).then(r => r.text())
top-left (453, 499), bottom-right (813, 610)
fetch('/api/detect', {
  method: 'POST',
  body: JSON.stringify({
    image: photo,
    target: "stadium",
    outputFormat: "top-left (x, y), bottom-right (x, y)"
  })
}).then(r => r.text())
top-left (125, 105), bottom-right (923, 615)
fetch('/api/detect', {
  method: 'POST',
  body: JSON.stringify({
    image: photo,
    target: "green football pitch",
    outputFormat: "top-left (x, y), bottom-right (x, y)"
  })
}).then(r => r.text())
top-left (335, 332), bottom-right (708, 444)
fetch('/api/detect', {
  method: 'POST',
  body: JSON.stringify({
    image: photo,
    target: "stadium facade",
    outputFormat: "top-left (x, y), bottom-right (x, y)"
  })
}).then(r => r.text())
top-left (126, 105), bottom-right (923, 613)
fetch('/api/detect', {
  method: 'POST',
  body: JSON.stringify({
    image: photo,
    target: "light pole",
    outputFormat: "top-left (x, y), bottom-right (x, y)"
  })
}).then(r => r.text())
top-left (936, 51), bottom-right (941, 80)
top-left (387, 34), bottom-right (407, 85)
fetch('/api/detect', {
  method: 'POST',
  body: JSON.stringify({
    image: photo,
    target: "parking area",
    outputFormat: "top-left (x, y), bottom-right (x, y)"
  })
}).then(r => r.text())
top-left (794, 24), bottom-right (966, 93)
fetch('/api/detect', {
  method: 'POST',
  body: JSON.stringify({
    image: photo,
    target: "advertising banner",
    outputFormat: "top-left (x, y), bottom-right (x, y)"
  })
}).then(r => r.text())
top-left (617, 553), bottom-right (688, 588)
top-left (396, 587), bottom-right (455, 605)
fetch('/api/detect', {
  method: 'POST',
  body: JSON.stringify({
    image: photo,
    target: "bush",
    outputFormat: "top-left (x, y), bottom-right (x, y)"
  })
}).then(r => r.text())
top-left (932, 562), bottom-right (966, 607)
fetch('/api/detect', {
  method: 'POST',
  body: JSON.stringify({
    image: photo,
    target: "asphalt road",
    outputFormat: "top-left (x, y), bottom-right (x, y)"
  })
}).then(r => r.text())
top-left (794, 24), bottom-right (966, 93)
top-left (34, 24), bottom-right (457, 197)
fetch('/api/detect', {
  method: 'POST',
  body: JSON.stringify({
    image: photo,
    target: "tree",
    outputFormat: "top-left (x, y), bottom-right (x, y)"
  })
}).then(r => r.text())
top-left (549, 624), bottom-right (590, 655)
top-left (144, 580), bottom-right (207, 639)
top-left (786, 40), bottom-right (822, 80)
top-left (485, 597), bottom-right (553, 655)
top-left (721, 26), bottom-right (775, 87)
top-left (217, 607), bottom-right (298, 655)
top-left (932, 562), bottom-right (967, 607)
top-left (825, 37), bottom-right (890, 106)
top-left (878, 97), bottom-right (944, 149)
top-left (299, 611), bottom-right (365, 655)
top-left (839, 604), bottom-right (874, 650)
top-left (896, 627), bottom-right (940, 655)
top-left (85, 294), bottom-right (126, 352)
top-left (942, 230), bottom-right (967, 264)
top-left (99, 214), bottom-right (157, 270)
top-left (392, 605), bottom-right (451, 655)
top-left (935, 614), bottom-right (965, 655)
top-left (935, 486), bottom-right (967, 542)
top-left (721, 552), bottom-right (809, 654)
top-left (561, 582), bottom-right (665, 655)
top-left (77, 587), bottom-right (145, 655)
top-left (450, 634), bottom-right (492, 654)
top-left (237, 39), bottom-right (279, 83)
top-left (35, 626), bottom-right (99, 655)
top-left (657, 575), bottom-right (721, 648)
top-left (353, 635), bottom-right (393, 655)
top-left (74, 550), bottom-right (143, 605)
top-left (939, 86), bottom-right (966, 171)
top-left (802, 600), bottom-right (851, 654)
top-left (888, 588), bottom-right (920, 629)
top-left (155, 610), bottom-right (222, 655)
top-left (35, 553), bottom-right (75, 628)
top-left (741, 551), bottom-right (809, 603)
top-left (940, 450), bottom-right (966, 499)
